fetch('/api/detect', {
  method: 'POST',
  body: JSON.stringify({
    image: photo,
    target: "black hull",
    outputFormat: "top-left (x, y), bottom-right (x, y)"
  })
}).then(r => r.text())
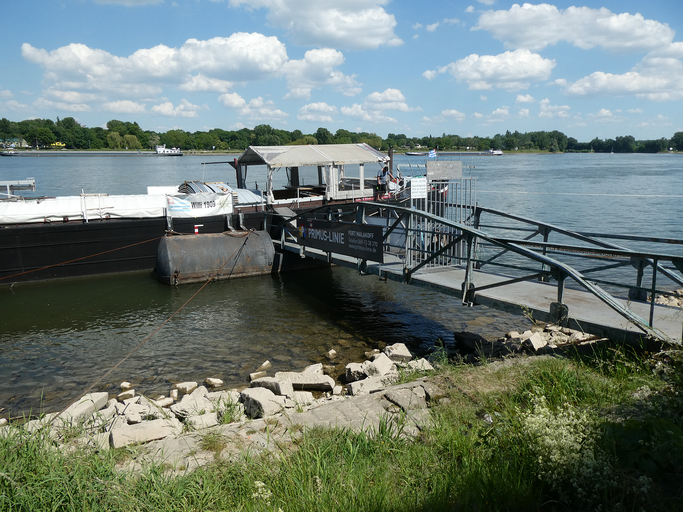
top-left (0, 213), bottom-right (267, 284)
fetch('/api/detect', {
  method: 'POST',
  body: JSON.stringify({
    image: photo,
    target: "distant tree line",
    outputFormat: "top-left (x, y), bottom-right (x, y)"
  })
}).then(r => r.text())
top-left (1, 117), bottom-right (681, 154)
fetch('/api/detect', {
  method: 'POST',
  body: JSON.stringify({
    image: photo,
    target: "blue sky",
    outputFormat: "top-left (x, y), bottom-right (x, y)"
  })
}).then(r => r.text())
top-left (2, 0), bottom-right (682, 141)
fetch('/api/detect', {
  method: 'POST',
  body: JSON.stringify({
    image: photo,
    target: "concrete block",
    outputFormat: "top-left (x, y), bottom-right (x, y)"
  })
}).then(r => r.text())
top-left (372, 353), bottom-right (395, 375)
top-left (204, 378), bottom-right (223, 388)
top-left (274, 371), bottom-right (335, 392)
top-left (174, 382), bottom-right (198, 395)
top-left (346, 377), bottom-right (385, 396)
top-left (407, 358), bottom-right (434, 372)
top-left (109, 418), bottom-right (182, 449)
top-left (384, 343), bottom-right (412, 362)
top-left (187, 412), bottom-right (219, 430)
top-left (240, 387), bottom-right (286, 418)
top-left (57, 392), bottom-right (109, 427)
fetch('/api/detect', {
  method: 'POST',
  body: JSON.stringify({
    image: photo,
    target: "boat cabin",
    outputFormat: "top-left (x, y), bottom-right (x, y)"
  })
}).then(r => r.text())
top-left (233, 143), bottom-right (389, 207)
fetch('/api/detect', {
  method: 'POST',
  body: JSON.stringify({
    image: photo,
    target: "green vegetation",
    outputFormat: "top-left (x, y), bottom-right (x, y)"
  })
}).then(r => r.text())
top-left (1, 116), bottom-right (681, 154)
top-left (1, 345), bottom-right (682, 511)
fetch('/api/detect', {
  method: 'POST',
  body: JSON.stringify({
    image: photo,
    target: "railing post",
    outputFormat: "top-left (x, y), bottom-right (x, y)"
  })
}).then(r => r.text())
top-left (649, 258), bottom-right (658, 327)
top-left (539, 226), bottom-right (551, 282)
top-left (462, 233), bottom-right (475, 305)
top-left (629, 257), bottom-right (648, 301)
top-left (550, 269), bottom-right (569, 325)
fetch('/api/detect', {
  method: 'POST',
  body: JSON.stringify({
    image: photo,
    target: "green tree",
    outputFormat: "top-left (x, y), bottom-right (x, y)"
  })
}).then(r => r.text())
top-left (123, 134), bottom-right (142, 149)
top-left (314, 127), bottom-right (334, 145)
top-left (107, 132), bottom-right (123, 149)
top-left (670, 132), bottom-right (683, 151)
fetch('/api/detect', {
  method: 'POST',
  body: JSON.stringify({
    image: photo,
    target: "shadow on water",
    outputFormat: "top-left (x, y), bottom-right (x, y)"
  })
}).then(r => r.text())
top-left (0, 264), bottom-right (531, 418)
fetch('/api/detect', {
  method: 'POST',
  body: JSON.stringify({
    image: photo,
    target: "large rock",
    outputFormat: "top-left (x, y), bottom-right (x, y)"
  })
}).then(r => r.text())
top-left (274, 371), bottom-right (335, 392)
top-left (187, 412), bottom-right (219, 430)
top-left (240, 387), bottom-right (286, 418)
top-left (384, 343), bottom-right (412, 362)
top-left (372, 353), bottom-right (395, 375)
top-left (346, 377), bottom-right (386, 396)
top-left (384, 387), bottom-right (427, 412)
top-left (170, 393), bottom-right (213, 418)
top-left (56, 392), bottom-right (109, 427)
top-left (174, 382), bottom-right (198, 395)
top-left (250, 377), bottom-right (294, 397)
top-left (110, 418), bottom-right (182, 449)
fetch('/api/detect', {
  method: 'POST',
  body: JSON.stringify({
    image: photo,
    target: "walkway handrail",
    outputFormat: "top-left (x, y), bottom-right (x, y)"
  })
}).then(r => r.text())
top-left (271, 201), bottom-right (682, 345)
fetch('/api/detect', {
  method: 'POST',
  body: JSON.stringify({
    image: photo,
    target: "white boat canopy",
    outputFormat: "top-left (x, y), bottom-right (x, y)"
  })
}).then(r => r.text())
top-left (235, 143), bottom-right (389, 204)
top-left (236, 143), bottom-right (387, 168)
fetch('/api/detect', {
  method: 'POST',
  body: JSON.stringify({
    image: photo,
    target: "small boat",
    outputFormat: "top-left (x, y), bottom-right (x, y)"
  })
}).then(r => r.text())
top-left (405, 152), bottom-right (428, 156)
top-left (155, 145), bottom-right (183, 156)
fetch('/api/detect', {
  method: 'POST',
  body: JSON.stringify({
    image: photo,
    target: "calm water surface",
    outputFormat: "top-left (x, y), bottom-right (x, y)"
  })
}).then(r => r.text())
top-left (0, 153), bottom-right (681, 417)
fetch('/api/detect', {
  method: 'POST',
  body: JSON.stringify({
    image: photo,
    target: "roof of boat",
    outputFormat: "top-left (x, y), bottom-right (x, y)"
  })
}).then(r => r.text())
top-left (236, 143), bottom-right (388, 168)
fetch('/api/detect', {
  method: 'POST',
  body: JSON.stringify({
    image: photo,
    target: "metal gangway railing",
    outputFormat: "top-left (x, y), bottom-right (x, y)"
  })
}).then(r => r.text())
top-left (272, 199), bottom-right (683, 345)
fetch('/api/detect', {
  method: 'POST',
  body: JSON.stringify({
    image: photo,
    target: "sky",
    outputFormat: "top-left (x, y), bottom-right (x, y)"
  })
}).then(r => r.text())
top-left (1, 0), bottom-right (682, 141)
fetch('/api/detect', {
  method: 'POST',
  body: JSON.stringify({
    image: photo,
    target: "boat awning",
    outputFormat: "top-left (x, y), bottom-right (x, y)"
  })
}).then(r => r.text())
top-left (236, 143), bottom-right (388, 168)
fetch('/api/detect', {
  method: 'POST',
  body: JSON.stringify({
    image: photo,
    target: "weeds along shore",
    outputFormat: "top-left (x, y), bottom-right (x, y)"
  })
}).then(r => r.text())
top-left (1, 342), bottom-right (682, 511)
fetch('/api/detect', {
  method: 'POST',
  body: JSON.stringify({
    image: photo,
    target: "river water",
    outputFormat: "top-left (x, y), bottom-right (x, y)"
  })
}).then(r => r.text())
top-left (1, 152), bottom-right (681, 417)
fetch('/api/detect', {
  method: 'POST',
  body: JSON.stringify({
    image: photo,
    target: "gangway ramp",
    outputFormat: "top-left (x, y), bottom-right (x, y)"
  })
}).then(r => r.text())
top-left (273, 202), bottom-right (683, 347)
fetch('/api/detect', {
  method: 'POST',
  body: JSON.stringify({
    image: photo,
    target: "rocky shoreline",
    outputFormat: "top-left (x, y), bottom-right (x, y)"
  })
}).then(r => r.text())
top-left (0, 323), bottom-right (617, 474)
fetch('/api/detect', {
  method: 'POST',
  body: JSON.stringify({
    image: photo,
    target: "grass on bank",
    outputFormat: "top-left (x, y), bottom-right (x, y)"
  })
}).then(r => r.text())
top-left (1, 344), bottom-right (683, 511)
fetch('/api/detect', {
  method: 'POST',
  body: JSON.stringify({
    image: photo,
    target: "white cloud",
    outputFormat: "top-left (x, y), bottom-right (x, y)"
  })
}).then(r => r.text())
top-left (1, 100), bottom-right (30, 112)
top-left (627, 108), bottom-right (643, 113)
top-left (518, 108), bottom-right (530, 117)
top-left (538, 98), bottom-right (570, 118)
top-left (465, 6), bottom-right (475, 13)
top-left (638, 114), bottom-right (672, 127)
top-left (180, 74), bottom-right (233, 93)
top-left (424, 49), bottom-right (555, 91)
top-left (103, 100), bottom-right (146, 114)
top-left (151, 99), bottom-right (202, 118)
top-left (238, 97), bottom-right (288, 122)
top-left (480, 95), bottom-right (487, 101)
top-left (341, 98), bottom-right (398, 124)
top-left (364, 88), bottom-right (419, 112)
top-left (226, 0), bottom-right (402, 50)
top-left (33, 98), bottom-right (91, 112)
top-left (427, 22), bottom-right (439, 32)
top-left (516, 94), bottom-right (534, 103)
top-left (413, 23), bottom-right (423, 29)
top-left (219, 92), bottom-right (247, 109)
top-left (562, 55), bottom-right (683, 101)
top-left (475, 4), bottom-right (674, 54)
top-left (473, 112), bottom-right (483, 118)
top-left (477, 0), bottom-right (495, 5)
top-left (297, 102), bottom-right (338, 122)
top-left (281, 48), bottom-right (361, 100)
top-left (423, 108), bottom-right (467, 124)
top-left (0, 88), bottom-right (13, 99)
top-left (21, 33), bottom-right (288, 109)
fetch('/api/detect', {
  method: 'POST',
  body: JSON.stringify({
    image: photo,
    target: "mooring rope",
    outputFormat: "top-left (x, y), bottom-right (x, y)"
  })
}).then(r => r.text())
top-left (0, 236), bottom-right (163, 282)
top-left (47, 230), bottom-right (257, 427)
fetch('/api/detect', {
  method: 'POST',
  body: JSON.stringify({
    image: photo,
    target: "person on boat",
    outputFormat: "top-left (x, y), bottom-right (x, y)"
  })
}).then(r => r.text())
top-left (375, 165), bottom-right (394, 201)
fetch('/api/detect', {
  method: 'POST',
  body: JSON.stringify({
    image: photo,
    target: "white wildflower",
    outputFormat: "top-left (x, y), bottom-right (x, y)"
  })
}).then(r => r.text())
top-left (251, 480), bottom-right (272, 505)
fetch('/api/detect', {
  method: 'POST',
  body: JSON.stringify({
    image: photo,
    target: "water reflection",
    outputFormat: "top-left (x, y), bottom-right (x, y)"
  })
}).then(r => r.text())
top-left (0, 266), bottom-right (529, 417)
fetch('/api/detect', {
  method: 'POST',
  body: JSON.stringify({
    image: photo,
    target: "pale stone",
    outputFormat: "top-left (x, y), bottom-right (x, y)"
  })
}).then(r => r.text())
top-left (109, 418), bottom-right (182, 449)
top-left (191, 386), bottom-right (208, 398)
top-left (117, 389), bottom-right (136, 401)
top-left (506, 331), bottom-right (521, 339)
top-left (240, 387), bottom-right (286, 418)
top-left (0, 418), bottom-right (7, 427)
top-left (384, 388), bottom-right (427, 412)
top-left (170, 389), bottom-right (178, 401)
top-left (345, 362), bottom-right (366, 383)
top-left (384, 343), bottom-right (412, 362)
top-left (56, 392), bottom-right (109, 427)
top-left (292, 391), bottom-right (314, 406)
top-left (123, 396), bottom-right (140, 405)
top-left (204, 378), bottom-right (223, 388)
top-left (256, 360), bottom-right (272, 372)
top-left (407, 358), bottom-right (434, 372)
top-left (304, 363), bottom-right (323, 374)
top-left (154, 397), bottom-right (174, 408)
top-left (187, 412), bottom-right (219, 430)
top-left (127, 413), bottom-right (143, 425)
top-left (250, 376), bottom-right (294, 397)
top-left (365, 349), bottom-right (380, 359)
top-left (333, 385), bottom-right (343, 396)
top-left (274, 371), bottom-right (335, 392)
top-left (249, 371), bottom-right (267, 381)
top-left (326, 349), bottom-right (337, 359)
top-left (174, 382), bottom-right (198, 395)
top-left (170, 394), bottom-right (213, 418)
top-left (346, 377), bottom-right (385, 396)
top-left (107, 398), bottom-right (118, 409)
top-left (120, 381), bottom-right (132, 391)
top-left (525, 332), bottom-right (548, 351)
top-left (372, 353), bottom-right (395, 375)
top-left (207, 389), bottom-right (241, 405)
